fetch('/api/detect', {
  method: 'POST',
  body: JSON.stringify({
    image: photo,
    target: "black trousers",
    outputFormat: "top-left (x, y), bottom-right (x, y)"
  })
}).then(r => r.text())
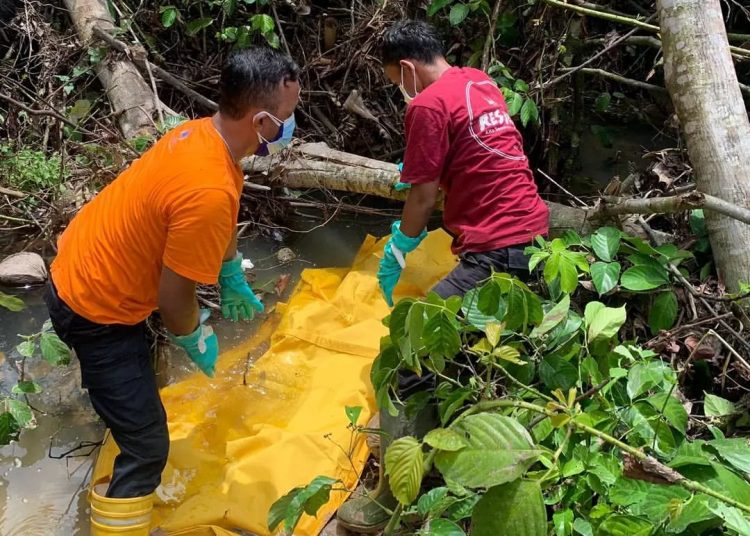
top-left (431, 245), bottom-right (533, 299)
top-left (44, 280), bottom-right (169, 498)
top-left (399, 244), bottom-right (534, 396)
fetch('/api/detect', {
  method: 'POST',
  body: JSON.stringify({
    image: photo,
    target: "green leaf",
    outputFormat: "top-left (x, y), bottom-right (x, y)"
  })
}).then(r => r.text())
top-left (590, 262), bottom-right (621, 296)
top-left (621, 265), bottom-right (669, 291)
top-left (462, 288), bottom-right (504, 330)
top-left (710, 504), bottom-right (750, 536)
top-left (0, 291), bottom-right (25, 311)
top-left (573, 517), bottom-right (593, 536)
top-left (386, 436), bottom-right (425, 505)
top-left (591, 227), bottom-right (622, 262)
top-left (597, 515), bottom-right (654, 536)
top-left (186, 17), bottom-right (214, 36)
top-left (557, 256), bottom-right (579, 293)
top-left (6, 399), bottom-right (34, 429)
top-left (531, 295), bottom-right (570, 339)
top-left (514, 79), bottom-right (529, 93)
top-left (553, 509), bottom-right (574, 536)
top-left (251, 13), bottom-right (275, 34)
top-left (648, 291), bottom-right (678, 333)
top-left (428, 0), bottom-right (454, 16)
top-left (438, 387), bottom-right (474, 426)
top-left (520, 98), bottom-right (539, 127)
top-left (708, 438), bottom-right (750, 474)
top-left (539, 355), bottom-right (577, 391)
top-left (417, 487), bottom-right (456, 518)
top-left (449, 3), bottom-right (470, 25)
top-left (610, 478), bottom-right (691, 523)
top-left (704, 393), bottom-right (737, 417)
top-left (12, 381), bottom-right (42, 395)
top-left (679, 462), bottom-right (750, 504)
top-left (160, 6), bottom-right (178, 28)
top-left (268, 475), bottom-right (337, 533)
top-left (493, 345), bottom-right (524, 365)
top-left (595, 92), bottom-right (612, 112)
top-left (584, 302), bottom-right (626, 342)
top-left (471, 480), bottom-right (546, 536)
top-left (627, 361), bottom-right (670, 400)
top-left (345, 406), bottom-right (362, 426)
top-left (424, 312), bottom-right (461, 364)
top-left (40, 332), bottom-right (71, 366)
top-left (647, 392), bottom-right (688, 434)
top-left (0, 411), bottom-right (20, 446)
top-left (16, 339), bottom-right (35, 358)
top-left (424, 428), bottom-right (468, 452)
top-left (484, 321), bottom-right (502, 348)
top-left (420, 518), bottom-right (466, 536)
top-left (507, 92), bottom-right (524, 117)
top-left (435, 413), bottom-right (540, 488)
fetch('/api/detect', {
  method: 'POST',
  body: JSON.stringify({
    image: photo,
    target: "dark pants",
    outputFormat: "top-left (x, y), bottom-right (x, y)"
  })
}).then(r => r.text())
top-left (431, 245), bottom-right (533, 299)
top-left (44, 280), bottom-right (169, 498)
top-left (399, 244), bottom-right (534, 395)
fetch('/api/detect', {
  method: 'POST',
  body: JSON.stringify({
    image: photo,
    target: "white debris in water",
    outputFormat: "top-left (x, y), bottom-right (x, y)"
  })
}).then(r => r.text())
top-left (14, 458), bottom-right (21, 468)
top-left (156, 468), bottom-right (196, 504)
top-left (241, 258), bottom-right (255, 271)
top-left (276, 248), bottom-right (296, 264)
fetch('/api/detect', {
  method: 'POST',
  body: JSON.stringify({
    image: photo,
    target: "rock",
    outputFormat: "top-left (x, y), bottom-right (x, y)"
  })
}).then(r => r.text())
top-left (276, 248), bottom-right (296, 264)
top-left (0, 252), bottom-right (47, 286)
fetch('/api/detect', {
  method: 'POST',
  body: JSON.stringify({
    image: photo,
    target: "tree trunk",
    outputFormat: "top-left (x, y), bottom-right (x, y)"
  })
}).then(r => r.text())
top-left (658, 0), bottom-right (750, 291)
top-left (63, 0), bottom-right (156, 139)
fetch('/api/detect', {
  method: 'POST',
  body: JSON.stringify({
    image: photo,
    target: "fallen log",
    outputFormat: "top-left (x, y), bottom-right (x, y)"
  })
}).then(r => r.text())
top-left (242, 143), bottom-right (640, 238)
top-left (63, 0), bottom-right (156, 139)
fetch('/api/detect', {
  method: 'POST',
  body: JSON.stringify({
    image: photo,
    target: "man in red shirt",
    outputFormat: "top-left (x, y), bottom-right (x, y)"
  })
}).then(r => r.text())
top-left (337, 21), bottom-right (549, 532)
top-left (376, 20), bottom-right (548, 306)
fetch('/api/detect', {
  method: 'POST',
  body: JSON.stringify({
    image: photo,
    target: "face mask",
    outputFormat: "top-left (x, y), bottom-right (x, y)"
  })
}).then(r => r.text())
top-left (255, 112), bottom-right (296, 156)
top-left (399, 64), bottom-right (419, 105)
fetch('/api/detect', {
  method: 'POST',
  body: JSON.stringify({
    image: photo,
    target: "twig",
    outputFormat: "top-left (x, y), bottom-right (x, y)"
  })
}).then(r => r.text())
top-left (602, 191), bottom-right (750, 225)
top-left (678, 331), bottom-right (712, 383)
top-left (270, 1), bottom-right (292, 58)
top-left (545, 21), bottom-right (649, 88)
top-left (542, 0), bottom-right (750, 59)
top-left (92, 28), bottom-right (218, 111)
top-left (0, 92), bottom-right (92, 132)
top-left (705, 329), bottom-right (750, 377)
top-left (564, 67), bottom-right (667, 93)
top-left (0, 186), bottom-right (26, 198)
top-left (537, 169), bottom-right (589, 207)
top-left (481, 0), bottom-right (504, 71)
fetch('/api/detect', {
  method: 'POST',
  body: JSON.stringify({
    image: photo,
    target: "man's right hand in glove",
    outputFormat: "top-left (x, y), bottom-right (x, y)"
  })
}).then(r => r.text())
top-left (169, 309), bottom-right (219, 377)
top-left (378, 220), bottom-right (427, 306)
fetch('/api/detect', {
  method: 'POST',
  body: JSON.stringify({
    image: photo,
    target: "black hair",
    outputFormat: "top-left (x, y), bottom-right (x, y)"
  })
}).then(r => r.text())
top-left (219, 47), bottom-right (300, 119)
top-left (381, 20), bottom-right (445, 66)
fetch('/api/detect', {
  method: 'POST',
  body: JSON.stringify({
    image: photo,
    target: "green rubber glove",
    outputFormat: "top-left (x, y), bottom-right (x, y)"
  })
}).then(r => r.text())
top-left (219, 254), bottom-right (265, 322)
top-left (377, 221), bottom-right (427, 307)
top-left (393, 162), bottom-right (411, 191)
top-left (169, 309), bottom-right (218, 377)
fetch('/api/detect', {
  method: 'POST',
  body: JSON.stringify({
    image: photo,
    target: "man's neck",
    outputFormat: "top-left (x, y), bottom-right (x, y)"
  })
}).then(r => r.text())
top-left (211, 113), bottom-right (258, 162)
top-left (419, 58), bottom-right (452, 88)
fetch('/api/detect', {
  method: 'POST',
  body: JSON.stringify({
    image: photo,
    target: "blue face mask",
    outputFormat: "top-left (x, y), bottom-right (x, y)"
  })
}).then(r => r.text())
top-left (255, 112), bottom-right (296, 156)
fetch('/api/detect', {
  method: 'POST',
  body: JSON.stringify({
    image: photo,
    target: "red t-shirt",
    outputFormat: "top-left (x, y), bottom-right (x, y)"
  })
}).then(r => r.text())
top-left (400, 67), bottom-right (549, 254)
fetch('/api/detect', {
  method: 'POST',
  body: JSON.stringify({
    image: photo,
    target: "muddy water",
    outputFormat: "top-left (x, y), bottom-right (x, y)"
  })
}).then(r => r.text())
top-left (0, 215), bottom-right (388, 536)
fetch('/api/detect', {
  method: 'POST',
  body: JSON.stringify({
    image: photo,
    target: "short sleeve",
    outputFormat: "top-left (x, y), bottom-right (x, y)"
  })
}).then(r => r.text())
top-left (400, 105), bottom-right (450, 185)
top-left (163, 188), bottom-right (237, 284)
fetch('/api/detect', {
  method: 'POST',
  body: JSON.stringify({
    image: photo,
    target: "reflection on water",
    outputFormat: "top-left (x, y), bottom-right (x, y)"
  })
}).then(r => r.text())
top-left (0, 215), bottom-right (388, 535)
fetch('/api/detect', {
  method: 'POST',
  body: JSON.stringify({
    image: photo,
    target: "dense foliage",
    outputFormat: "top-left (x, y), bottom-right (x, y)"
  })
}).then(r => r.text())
top-left (270, 230), bottom-right (750, 535)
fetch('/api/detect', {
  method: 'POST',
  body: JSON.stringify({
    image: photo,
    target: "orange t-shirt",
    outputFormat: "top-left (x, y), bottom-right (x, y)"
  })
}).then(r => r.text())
top-left (51, 118), bottom-right (244, 325)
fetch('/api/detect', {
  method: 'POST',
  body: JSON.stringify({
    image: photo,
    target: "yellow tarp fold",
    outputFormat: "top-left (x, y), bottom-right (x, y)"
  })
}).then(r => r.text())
top-left (92, 231), bottom-right (456, 535)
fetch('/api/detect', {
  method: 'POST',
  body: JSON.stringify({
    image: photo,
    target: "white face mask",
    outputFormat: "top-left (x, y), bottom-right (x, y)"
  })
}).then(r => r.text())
top-left (399, 64), bottom-right (419, 104)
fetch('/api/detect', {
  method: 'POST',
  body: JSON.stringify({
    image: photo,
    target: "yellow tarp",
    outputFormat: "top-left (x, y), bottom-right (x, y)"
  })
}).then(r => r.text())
top-left (92, 231), bottom-right (456, 535)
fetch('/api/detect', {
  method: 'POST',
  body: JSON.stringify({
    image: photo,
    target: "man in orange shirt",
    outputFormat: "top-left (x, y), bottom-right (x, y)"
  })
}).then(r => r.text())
top-left (43, 47), bottom-right (300, 534)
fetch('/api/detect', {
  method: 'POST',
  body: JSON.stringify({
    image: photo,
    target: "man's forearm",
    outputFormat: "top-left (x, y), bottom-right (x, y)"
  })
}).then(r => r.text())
top-left (159, 266), bottom-right (200, 335)
top-left (400, 182), bottom-right (439, 237)
top-left (223, 230), bottom-right (238, 262)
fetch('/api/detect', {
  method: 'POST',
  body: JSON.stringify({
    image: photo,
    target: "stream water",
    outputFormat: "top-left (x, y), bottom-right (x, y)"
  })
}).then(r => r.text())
top-left (0, 122), bottom-right (674, 535)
